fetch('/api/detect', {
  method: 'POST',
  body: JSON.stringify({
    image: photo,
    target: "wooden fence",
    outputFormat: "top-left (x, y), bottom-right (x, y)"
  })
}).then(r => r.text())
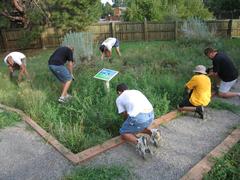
top-left (1, 19), bottom-right (240, 51)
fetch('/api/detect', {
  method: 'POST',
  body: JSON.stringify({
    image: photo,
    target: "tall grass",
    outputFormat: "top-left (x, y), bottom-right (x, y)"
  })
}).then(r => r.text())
top-left (0, 39), bottom-right (239, 152)
top-left (0, 110), bottom-right (21, 129)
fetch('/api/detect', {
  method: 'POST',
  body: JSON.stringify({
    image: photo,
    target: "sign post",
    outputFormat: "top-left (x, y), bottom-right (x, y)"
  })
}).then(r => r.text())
top-left (94, 68), bottom-right (118, 92)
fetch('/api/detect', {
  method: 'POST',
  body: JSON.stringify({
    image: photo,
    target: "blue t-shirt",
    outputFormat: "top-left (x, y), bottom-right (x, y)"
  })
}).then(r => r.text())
top-left (48, 47), bottom-right (73, 66)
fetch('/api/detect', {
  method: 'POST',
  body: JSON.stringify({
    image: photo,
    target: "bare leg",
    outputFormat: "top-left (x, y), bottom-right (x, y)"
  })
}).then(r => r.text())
top-left (178, 106), bottom-right (196, 112)
top-left (141, 128), bottom-right (152, 136)
top-left (61, 80), bottom-right (72, 97)
top-left (121, 133), bottom-right (138, 144)
top-left (218, 92), bottom-right (240, 98)
top-left (115, 47), bottom-right (121, 57)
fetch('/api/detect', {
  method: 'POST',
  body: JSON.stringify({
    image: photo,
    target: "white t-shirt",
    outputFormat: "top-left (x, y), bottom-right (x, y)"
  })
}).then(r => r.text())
top-left (4, 52), bottom-right (26, 66)
top-left (102, 38), bottom-right (117, 51)
top-left (116, 90), bottom-right (153, 117)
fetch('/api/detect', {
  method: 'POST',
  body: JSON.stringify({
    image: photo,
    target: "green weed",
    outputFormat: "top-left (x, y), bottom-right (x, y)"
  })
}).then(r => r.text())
top-left (0, 110), bottom-right (21, 129)
top-left (204, 141), bottom-right (240, 180)
top-left (0, 40), bottom-right (239, 152)
top-left (209, 99), bottom-right (240, 115)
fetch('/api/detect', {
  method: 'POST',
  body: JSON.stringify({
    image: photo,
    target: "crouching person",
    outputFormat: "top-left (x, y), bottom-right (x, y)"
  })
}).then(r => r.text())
top-left (178, 65), bottom-right (211, 120)
top-left (4, 51), bottom-right (30, 82)
top-left (115, 83), bottom-right (161, 158)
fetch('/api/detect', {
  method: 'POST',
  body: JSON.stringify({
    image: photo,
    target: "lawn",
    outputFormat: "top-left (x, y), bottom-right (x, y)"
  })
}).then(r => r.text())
top-left (0, 39), bottom-right (240, 153)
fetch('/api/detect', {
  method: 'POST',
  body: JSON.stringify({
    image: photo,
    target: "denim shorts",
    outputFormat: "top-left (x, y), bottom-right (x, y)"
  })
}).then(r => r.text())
top-left (113, 39), bottom-right (120, 47)
top-left (49, 65), bottom-right (72, 83)
top-left (119, 111), bottom-right (154, 134)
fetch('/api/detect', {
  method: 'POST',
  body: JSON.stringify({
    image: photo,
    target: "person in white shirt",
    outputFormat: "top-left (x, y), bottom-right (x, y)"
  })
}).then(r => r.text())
top-left (116, 83), bottom-right (161, 158)
top-left (3, 52), bottom-right (30, 82)
top-left (99, 37), bottom-right (121, 60)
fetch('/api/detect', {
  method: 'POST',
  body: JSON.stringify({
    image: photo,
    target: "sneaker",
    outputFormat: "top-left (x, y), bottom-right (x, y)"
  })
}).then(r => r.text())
top-left (66, 94), bottom-right (72, 99)
top-left (58, 96), bottom-right (66, 103)
top-left (195, 106), bottom-right (205, 120)
top-left (136, 136), bottom-right (151, 159)
top-left (150, 129), bottom-right (161, 147)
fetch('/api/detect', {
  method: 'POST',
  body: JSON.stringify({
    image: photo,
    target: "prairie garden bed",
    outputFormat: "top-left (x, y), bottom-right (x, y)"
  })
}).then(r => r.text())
top-left (0, 39), bottom-right (240, 153)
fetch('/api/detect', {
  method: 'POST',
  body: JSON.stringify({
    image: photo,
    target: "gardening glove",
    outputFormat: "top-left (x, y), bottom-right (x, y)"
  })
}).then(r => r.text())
top-left (71, 74), bottom-right (75, 81)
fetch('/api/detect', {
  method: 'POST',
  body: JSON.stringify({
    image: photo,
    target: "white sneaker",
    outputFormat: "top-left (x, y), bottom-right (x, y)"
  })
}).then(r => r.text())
top-left (58, 96), bottom-right (66, 103)
top-left (66, 94), bottom-right (72, 99)
top-left (150, 129), bottom-right (161, 147)
top-left (136, 136), bottom-right (151, 158)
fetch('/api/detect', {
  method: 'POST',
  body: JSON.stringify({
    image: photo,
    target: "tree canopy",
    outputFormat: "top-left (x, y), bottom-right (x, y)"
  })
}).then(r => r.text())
top-left (124, 0), bottom-right (213, 22)
top-left (0, 0), bottom-right (101, 31)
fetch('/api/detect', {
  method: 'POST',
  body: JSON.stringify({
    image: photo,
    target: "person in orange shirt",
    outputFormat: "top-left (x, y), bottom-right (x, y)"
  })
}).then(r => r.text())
top-left (178, 65), bottom-right (211, 120)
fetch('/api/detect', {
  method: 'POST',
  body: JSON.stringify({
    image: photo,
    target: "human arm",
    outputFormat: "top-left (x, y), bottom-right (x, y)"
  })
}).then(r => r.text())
top-left (115, 47), bottom-right (121, 57)
top-left (18, 64), bottom-right (30, 82)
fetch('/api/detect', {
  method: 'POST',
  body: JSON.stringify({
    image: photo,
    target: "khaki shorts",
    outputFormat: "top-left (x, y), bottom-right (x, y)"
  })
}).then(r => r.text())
top-left (219, 79), bottom-right (237, 93)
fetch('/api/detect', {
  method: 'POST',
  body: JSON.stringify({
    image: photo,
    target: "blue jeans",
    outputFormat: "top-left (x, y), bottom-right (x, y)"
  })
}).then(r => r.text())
top-left (49, 65), bottom-right (72, 83)
top-left (119, 111), bottom-right (154, 134)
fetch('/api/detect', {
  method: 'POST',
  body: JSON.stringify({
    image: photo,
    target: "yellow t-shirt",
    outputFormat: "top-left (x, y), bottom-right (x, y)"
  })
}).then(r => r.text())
top-left (186, 74), bottom-right (211, 106)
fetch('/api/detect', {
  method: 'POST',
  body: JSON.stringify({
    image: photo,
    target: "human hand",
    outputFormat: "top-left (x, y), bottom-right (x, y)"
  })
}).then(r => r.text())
top-left (72, 74), bottom-right (75, 81)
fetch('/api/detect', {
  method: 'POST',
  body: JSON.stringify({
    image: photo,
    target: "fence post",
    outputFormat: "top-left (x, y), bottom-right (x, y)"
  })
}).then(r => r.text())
top-left (111, 22), bottom-right (116, 37)
top-left (174, 20), bottom-right (178, 40)
top-left (1, 30), bottom-right (8, 51)
top-left (144, 18), bottom-right (148, 41)
top-left (227, 19), bottom-right (233, 38)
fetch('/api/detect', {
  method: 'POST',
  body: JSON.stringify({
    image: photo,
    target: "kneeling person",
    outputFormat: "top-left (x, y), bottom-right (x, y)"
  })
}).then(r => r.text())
top-left (116, 83), bottom-right (161, 158)
top-left (4, 51), bottom-right (30, 82)
top-left (178, 65), bottom-right (211, 120)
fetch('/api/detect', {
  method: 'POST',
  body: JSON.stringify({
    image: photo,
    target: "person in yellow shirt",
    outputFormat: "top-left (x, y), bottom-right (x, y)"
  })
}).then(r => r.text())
top-left (178, 65), bottom-right (211, 120)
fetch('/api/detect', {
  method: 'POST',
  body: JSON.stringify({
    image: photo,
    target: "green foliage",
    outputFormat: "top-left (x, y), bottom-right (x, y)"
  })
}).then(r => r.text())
top-left (205, 0), bottom-right (240, 12)
top-left (0, 110), bottom-right (21, 129)
top-left (0, 40), bottom-right (239, 153)
top-left (64, 165), bottom-right (133, 180)
top-left (124, 0), bottom-right (212, 22)
top-left (209, 99), bottom-right (240, 115)
top-left (61, 32), bottom-right (93, 64)
top-left (45, 0), bottom-right (101, 31)
top-left (204, 141), bottom-right (240, 180)
top-left (180, 17), bottom-right (216, 44)
top-left (101, 3), bottom-right (114, 18)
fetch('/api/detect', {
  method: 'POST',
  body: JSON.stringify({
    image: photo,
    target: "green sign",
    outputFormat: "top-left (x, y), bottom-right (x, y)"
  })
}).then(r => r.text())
top-left (94, 68), bottom-right (118, 81)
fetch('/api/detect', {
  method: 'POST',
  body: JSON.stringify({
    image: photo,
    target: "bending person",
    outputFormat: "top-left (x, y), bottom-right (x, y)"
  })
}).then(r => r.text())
top-left (178, 65), bottom-right (211, 120)
top-left (99, 37), bottom-right (121, 60)
top-left (3, 51), bottom-right (30, 82)
top-left (48, 46), bottom-right (74, 103)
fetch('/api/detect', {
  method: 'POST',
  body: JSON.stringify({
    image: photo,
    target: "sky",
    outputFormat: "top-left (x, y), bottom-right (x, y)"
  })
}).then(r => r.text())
top-left (101, 0), bottom-right (113, 6)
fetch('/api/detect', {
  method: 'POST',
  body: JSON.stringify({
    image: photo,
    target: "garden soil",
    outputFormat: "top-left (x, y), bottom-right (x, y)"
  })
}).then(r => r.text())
top-left (0, 81), bottom-right (239, 180)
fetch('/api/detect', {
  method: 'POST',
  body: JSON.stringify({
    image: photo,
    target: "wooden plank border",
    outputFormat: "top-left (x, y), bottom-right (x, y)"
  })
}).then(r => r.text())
top-left (180, 128), bottom-right (240, 180)
top-left (0, 103), bottom-right (177, 165)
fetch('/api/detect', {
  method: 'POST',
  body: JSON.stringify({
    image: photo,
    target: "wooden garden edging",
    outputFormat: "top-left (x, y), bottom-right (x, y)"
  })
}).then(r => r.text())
top-left (0, 103), bottom-right (177, 165)
top-left (180, 128), bottom-right (240, 180)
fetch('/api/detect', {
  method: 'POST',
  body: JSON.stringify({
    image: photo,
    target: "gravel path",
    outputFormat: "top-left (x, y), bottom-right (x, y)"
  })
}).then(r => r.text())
top-left (84, 108), bottom-right (240, 180)
top-left (0, 122), bottom-right (73, 180)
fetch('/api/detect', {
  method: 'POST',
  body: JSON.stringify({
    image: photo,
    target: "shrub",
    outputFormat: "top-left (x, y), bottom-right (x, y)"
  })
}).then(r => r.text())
top-left (61, 32), bottom-right (93, 65)
top-left (180, 17), bottom-right (216, 44)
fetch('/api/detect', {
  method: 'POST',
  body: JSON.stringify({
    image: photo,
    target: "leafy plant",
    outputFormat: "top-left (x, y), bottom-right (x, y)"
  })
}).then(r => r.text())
top-left (61, 32), bottom-right (93, 65)
top-left (180, 17), bottom-right (216, 44)
top-left (0, 110), bottom-right (21, 129)
top-left (204, 141), bottom-right (240, 180)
